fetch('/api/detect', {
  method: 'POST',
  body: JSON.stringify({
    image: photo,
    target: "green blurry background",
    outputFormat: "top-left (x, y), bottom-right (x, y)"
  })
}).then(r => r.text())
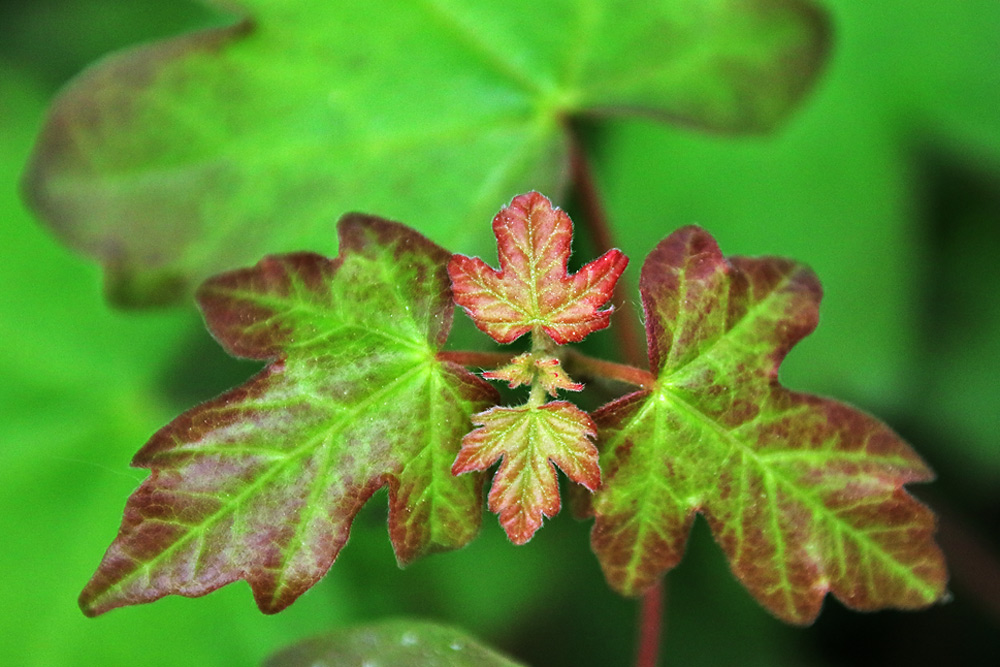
top-left (1, 1), bottom-right (998, 665)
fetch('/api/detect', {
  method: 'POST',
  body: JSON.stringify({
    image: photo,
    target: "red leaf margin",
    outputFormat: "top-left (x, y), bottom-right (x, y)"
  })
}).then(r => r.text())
top-left (586, 226), bottom-right (949, 624)
top-left (78, 215), bottom-right (497, 616)
top-left (449, 192), bottom-right (628, 344)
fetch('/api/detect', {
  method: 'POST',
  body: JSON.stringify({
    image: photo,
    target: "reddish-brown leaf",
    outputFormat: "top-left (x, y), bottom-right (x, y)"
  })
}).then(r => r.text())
top-left (449, 192), bottom-right (628, 344)
top-left (588, 226), bottom-right (948, 624)
top-left (453, 402), bottom-right (600, 545)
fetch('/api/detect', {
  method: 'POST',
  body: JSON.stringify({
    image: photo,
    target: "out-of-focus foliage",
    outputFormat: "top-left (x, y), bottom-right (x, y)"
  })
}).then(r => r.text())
top-left (2, 1), bottom-right (998, 666)
top-left (19, 0), bottom-right (827, 306)
top-left (263, 619), bottom-right (526, 667)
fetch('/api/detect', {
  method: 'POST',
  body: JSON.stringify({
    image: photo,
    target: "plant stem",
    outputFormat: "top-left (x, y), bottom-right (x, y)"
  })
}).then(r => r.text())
top-left (437, 350), bottom-right (514, 369)
top-left (566, 120), bottom-right (646, 369)
top-left (566, 120), bottom-right (666, 667)
top-left (636, 580), bottom-right (665, 667)
top-left (564, 349), bottom-right (655, 389)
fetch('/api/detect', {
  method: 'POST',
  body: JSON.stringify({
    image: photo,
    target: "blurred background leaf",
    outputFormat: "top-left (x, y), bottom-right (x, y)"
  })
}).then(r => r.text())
top-left (1, 0), bottom-right (998, 666)
top-left (17, 0), bottom-right (826, 306)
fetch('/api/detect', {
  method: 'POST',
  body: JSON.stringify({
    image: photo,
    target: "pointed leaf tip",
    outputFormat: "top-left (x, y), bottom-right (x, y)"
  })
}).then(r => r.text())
top-left (449, 192), bottom-right (628, 345)
top-left (591, 225), bottom-right (947, 624)
top-left (80, 214), bottom-right (497, 615)
top-left (453, 402), bottom-right (600, 545)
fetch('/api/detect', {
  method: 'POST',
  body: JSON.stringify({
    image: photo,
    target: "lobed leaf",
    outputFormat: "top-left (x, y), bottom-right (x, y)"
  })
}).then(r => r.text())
top-left (454, 402), bottom-right (600, 545)
top-left (449, 192), bottom-right (628, 344)
top-left (22, 0), bottom-right (829, 305)
top-left (483, 353), bottom-right (583, 396)
top-left (79, 215), bottom-right (497, 616)
top-left (588, 226), bottom-right (948, 624)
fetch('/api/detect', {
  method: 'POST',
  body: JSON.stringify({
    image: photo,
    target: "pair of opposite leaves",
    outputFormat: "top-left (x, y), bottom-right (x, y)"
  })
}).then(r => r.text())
top-left (81, 193), bottom-right (946, 625)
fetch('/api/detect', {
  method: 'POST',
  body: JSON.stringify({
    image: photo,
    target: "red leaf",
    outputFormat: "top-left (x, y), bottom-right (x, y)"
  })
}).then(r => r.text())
top-left (448, 192), bottom-right (628, 344)
top-left (453, 402), bottom-right (600, 545)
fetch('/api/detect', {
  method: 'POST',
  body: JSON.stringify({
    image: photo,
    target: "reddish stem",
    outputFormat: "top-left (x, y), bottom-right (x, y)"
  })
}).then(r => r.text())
top-left (566, 121), bottom-right (666, 666)
top-left (566, 121), bottom-right (646, 369)
top-left (636, 581), bottom-right (665, 667)
top-left (565, 349), bottom-right (655, 389)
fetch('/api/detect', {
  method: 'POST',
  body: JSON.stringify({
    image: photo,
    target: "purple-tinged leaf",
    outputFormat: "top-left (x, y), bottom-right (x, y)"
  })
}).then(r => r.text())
top-left (588, 226), bottom-right (947, 624)
top-left (79, 215), bottom-right (497, 616)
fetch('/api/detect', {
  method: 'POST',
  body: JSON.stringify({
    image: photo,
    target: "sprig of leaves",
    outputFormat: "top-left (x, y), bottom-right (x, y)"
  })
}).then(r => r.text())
top-left (449, 192), bottom-right (620, 544)
top-left (81, 194), bottom-right (946, 624)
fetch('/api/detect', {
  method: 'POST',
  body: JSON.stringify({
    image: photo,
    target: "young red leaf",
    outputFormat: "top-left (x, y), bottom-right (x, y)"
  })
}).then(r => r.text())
top-left (79, 216), bottom-right (497, 616)
top-left (449, 192), bottom-right (628, 344)
top-left (483, 353), bottom-right (584, 396)
top-left (588, 226), bottom-right (947, 624)
top-left (453, 402), bottom-right (600, 545)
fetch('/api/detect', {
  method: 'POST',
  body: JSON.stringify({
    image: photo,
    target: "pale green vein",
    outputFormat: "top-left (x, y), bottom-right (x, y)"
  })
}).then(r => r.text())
top-left (96, 359), bottom-right (434, 609)
top-left (412, 0), bottom-right (545, 97)
top-left (658, 387), bottom-right (940, 599)
top-left (660, 267), bottom-right (798, 380)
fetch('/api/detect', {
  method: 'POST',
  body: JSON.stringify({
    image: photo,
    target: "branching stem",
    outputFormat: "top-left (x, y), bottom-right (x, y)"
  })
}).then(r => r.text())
top-left (441, 348), bottom-right (654, 389)
top-left (567, 120), bottom-right (665, 667)
top-left (564, 349), bottom-right (656, 389)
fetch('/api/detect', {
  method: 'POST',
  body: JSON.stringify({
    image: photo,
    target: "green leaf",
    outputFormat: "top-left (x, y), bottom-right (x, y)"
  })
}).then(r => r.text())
top-left (79, 215), bottom-right (497, 616)
top-left (263, 619), bottom-right (525, 667)
top-left (453, 402), bottom-right (600, 545)
top-left (22, 0), bottom-right (829, 305)
top-left (588, 226), bottom-right (947, 624)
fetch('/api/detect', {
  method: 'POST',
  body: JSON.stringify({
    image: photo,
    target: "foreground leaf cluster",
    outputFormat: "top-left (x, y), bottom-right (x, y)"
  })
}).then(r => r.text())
top-left (82, 196), bottom-right (947, 625)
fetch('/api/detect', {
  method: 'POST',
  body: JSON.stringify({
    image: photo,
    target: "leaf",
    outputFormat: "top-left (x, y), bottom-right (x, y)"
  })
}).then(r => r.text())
top-left (22, 0), bottom-right (829, 305)
top-left (263, 619), bottom-right (525, 667)
top-left (449, 191), bottom-right (628, 344)
top-left (483, 353), bottom-right (583, 396)
top-left (79, 215), bottom-right (497, 616)
top-left (587, 226), bottom-right (948, 624)
top-left (453, 402), bottom-right (600, 545)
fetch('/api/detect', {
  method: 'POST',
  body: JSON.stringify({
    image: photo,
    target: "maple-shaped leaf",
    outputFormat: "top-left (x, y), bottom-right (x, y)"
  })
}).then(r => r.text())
top-left (587, 226), bottom-right (947, 624)
top-left (22, 2), bottom-right (828, 305)
top-left (453, 402), bottom-right (600, 545)
top-left (449, 192), bottom-right (628, 344)
top-left (79, 216), bottom-right (497, 616)
top-left (483, 353), bottom-right (583, 396)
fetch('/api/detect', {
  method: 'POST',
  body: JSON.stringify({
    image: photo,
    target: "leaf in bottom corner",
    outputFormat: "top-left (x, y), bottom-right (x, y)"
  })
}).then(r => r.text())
top-left (264, 619), bottom-right (525, 667)
top-left (79, 215), bottom-right (497, 616)
top-left (588, 225), bottom-right (947, 624)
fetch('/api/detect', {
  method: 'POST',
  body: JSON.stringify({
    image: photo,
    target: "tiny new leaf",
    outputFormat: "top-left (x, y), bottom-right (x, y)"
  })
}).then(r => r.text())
top-left (588, 226), bottom-right (947, 624)
top-left (449, 192), bottom-right (628, 344)
top-left (453, 402), bottom-right (600, 545)
top-left (79, 216), bottom-right (497, 616)
top-left (483, 353), bottom-right (584, 396)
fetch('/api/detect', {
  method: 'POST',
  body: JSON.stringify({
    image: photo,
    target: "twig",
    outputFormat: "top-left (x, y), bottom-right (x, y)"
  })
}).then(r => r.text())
top-left (566, 121), bottom-right (646, 369)
top-left (566, 120), bottom-right (665, 667)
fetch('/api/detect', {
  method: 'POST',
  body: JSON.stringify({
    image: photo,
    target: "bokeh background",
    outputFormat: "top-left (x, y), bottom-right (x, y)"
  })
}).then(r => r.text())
top-left (1, 1), bottom-right (998, 665)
